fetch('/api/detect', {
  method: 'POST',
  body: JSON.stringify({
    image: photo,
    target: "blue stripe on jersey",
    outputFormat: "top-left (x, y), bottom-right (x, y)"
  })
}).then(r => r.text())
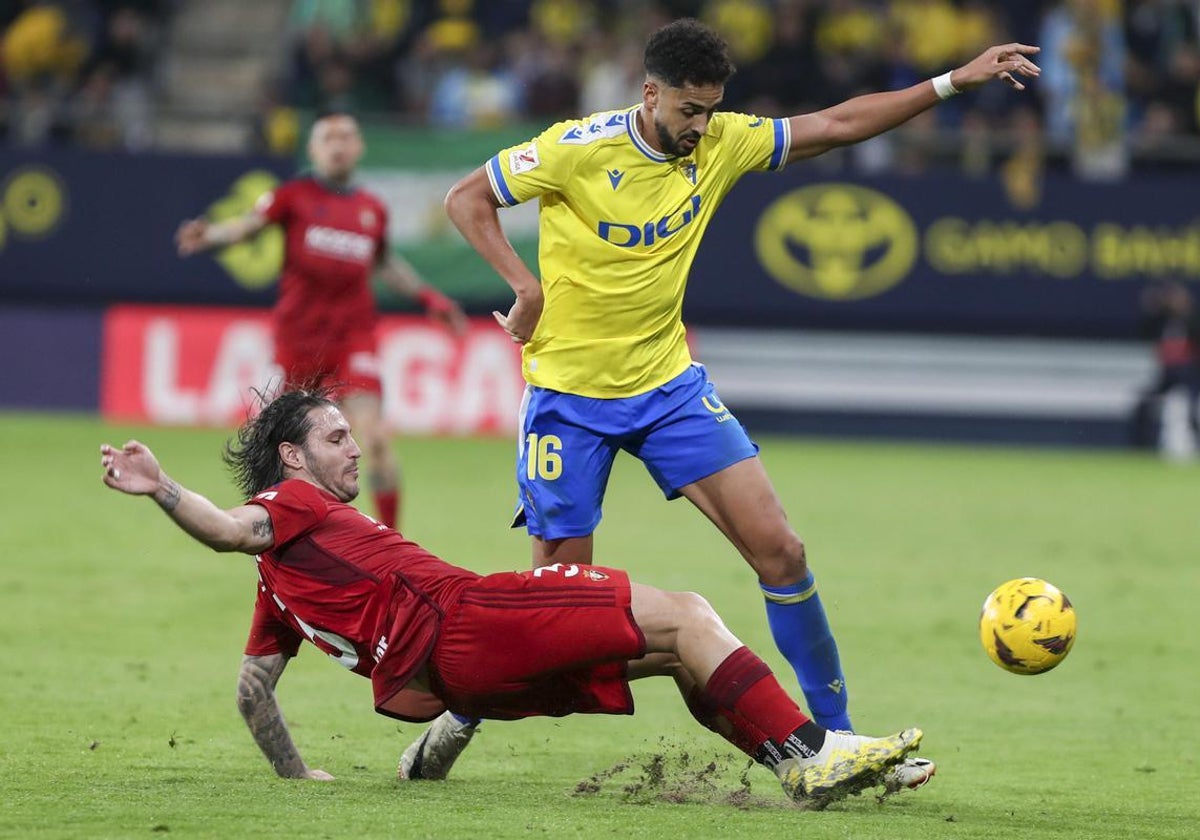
top-left (488, 155), bottom-right (518, 206)
top-left (769, 118), bottom-right (788, 170)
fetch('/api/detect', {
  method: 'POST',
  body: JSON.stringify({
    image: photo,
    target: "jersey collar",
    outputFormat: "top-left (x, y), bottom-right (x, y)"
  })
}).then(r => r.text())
top-left (310, 173), bottom-right (358, 195)
top-left (625, 106), bottom-right (672, 163)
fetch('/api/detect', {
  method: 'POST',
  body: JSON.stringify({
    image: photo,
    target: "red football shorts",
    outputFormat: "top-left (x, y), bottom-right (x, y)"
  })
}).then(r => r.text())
top-left (275, 335), bottom-right (383, 401)
top-left (429, 566), bottom-right (646, 720)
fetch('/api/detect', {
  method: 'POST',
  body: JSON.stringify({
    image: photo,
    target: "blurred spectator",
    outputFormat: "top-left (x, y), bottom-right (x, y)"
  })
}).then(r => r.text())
top-left (1, 1), bottom-right (162, 148)
top-left (1, 1), bottom-right (88, 144)
top-left (736, 0), bottom-right (824, 116)
top-left (1038, 0), bottom-right (1129, 178)
top-left (1125, 0), bottom-right (1200, 141)
top-left (999, 104), bottom-right (1046, 207)
top-left (252, 84), bottom-right (302, 156)
top-left (72, 5), bottom-right (158, 149)
top-left (1129, 281), bottom-right (1200, 452)
top-left (578, 28), bottom-right (644, 113)
top-left (426, 40), bottom-right (518, 128)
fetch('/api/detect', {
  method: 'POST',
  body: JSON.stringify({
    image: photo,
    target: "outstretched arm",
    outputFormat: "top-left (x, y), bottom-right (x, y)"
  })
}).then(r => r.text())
top-left (376, 255), bottom-right (469, 336)
top-left (100, 440), bottom-right (273, 554)
top-left (176, 212), bottom-right (270, 256)
top-left (444, 167), bottom-right (543, 343)
top-left (786, 43), bottom-right (1041, 162)
top-left (237, 653), bottom-right (333, 780)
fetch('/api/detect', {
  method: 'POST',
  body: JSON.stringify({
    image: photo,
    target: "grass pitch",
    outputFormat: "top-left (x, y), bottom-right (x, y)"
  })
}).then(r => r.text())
top-left (2, 412), bottom-right (1197, 839)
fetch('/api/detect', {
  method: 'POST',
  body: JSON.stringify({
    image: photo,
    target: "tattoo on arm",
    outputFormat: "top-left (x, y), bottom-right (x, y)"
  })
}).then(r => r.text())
top-left (156, 478), bottom-right (182, 512)
top-left (236, 654), bottom-right (308, 778)
top-left (252, 517), bottom-right (274, 541)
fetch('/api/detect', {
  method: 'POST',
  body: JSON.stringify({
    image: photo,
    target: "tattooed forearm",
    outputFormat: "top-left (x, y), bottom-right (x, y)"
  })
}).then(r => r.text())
top-left (252, 517), bottom-right (274, 540)
top-left (236, 654), bottom-right (307, 778)
top-left (154, 477), bottom-right (182, 512)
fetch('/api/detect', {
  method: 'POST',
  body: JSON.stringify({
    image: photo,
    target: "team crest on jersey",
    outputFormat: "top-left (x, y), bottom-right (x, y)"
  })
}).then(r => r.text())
top-left (749, 116), bottom-right (765, 128)
top-left (680, 161), bottom-right (697, 185)
top-left (359, 209), bottom-right (376, 229)
top-left (510, 143), bottom-right (541, 174)
top-left (583, 569), bottom-right (610, 581)
top-left (558, 111), bottom-right (628, 145)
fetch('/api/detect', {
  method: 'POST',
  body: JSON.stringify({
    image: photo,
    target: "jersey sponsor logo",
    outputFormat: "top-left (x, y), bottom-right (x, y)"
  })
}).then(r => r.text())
top-left (754, 184), bottom-right (917, 301)
top-left (606, 168), bottom-right (625, 190)
top-left (583, 568), bottom-right (610, 581)
top-left (303, 224), bottom-right (375, 262)
top-left (748, 117), bottom-right (765, 128)
top-left (597, 194), bottom-right (702, 248)
top-left (558, 111), bottom-right (628, 145)
top-left (510, 143), bottom-right (541, 174)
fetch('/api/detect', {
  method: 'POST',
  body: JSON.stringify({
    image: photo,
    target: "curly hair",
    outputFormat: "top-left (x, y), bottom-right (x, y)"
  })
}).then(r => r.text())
top-left (643, 18), bottom-right (735, 88)
top-left (223, 389), bottom-right (337, 498)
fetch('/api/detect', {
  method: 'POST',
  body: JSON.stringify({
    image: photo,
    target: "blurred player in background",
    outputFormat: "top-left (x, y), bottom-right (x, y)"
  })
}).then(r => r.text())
top-left (175, 110), bottom-right (467, 529)
top-left (98, 389), bottom-right (924, 808)
top-left (1130, 281), bottom-right (1200, 450)
top-left (403, 18), bottom-right (1040, 787)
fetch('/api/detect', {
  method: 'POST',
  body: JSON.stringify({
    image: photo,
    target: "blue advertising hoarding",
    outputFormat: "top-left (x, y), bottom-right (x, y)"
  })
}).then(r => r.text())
top-left (687, 169), bottom-right (1198, 338)
top-left (0, 148), bottom-right (291, 307)
top-left (2, 147), bottom-right (1196, 339)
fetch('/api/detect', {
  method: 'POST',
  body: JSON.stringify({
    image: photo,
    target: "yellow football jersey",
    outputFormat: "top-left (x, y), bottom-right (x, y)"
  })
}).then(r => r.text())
top-left (487, 106), bottom-right (790, 397)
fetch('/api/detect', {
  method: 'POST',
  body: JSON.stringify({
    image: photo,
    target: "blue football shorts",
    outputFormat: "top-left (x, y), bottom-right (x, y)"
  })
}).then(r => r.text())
top-left (512, 364), bottom-right (760, 539)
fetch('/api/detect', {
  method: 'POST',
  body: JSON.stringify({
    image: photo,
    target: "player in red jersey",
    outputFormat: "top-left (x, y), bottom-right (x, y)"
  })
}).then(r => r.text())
top-left (175, 111), bottom-right (467, 530)
top-left (99, 389), bottom-right (924, 807)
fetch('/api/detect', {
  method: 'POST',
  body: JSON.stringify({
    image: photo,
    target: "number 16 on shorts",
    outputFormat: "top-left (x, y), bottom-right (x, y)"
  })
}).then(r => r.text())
top-left (525, 433), bottom-right (563, 481)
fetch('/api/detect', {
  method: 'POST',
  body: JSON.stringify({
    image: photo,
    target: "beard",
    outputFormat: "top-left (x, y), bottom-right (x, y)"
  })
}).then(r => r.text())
top-left (654, 118), bottom-right (700, 159)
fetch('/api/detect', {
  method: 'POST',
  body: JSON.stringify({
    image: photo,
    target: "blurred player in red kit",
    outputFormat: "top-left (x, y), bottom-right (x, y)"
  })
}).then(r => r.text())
top-left (98, 389), bottom-right (923, 807)
top-left (176, 110), bottom-right (467, 529)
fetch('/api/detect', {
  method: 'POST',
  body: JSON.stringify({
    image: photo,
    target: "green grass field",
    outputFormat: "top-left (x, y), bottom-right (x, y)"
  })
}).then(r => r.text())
top-left (2, 412), bottom-right (1197, 839)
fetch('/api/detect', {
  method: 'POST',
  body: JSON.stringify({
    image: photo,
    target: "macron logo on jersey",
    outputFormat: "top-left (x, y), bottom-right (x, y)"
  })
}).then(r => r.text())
top-left (304, 225), bottom-right (375, 262)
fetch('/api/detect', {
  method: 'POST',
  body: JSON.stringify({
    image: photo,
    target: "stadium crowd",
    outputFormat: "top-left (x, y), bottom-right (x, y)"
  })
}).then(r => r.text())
top-left (3, 0), bottom-right (1199, 175)
top-left (0, 0), bottom-right (166, 149)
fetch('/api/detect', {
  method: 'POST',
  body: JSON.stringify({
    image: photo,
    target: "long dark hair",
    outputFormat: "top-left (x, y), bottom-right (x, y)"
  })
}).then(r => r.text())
top-left (644, 18), bottom-right (735, 88)
top-left (223, 389), bottom-right (337, 498)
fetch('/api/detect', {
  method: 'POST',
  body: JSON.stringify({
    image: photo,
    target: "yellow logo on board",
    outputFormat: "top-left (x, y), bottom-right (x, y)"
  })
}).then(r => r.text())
top-left (208, 170), bottom-right (284, 289)
top-left (0, 166), bottom-right (67, 251)
top-left (754, 184), bottom-right (918, 300)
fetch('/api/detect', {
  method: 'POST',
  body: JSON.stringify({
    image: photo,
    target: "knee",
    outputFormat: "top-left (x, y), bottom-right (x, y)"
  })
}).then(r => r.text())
top-left (672, 590), bottom-right (721, 631)
top-left (751, 532), bottom-right (808, 588)
top-left (363, 431), bottom-right (393, 465)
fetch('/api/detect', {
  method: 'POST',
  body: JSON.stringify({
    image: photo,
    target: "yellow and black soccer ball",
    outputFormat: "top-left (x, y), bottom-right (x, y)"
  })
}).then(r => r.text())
top-left (979, 578), bottom-right (1077, 675)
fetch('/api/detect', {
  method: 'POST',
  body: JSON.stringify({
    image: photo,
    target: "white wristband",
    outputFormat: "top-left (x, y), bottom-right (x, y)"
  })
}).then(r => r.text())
top-left (932, 71), bottom-right (960, 100)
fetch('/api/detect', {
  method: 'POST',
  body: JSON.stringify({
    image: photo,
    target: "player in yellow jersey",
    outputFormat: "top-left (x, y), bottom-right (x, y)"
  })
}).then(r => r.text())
top-left (400, 18), bottom-right (1040, 793)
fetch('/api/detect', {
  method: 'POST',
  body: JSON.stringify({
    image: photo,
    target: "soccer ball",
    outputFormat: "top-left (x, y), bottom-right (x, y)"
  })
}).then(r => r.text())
top-left (979, 578), bottom-right (1077, 675)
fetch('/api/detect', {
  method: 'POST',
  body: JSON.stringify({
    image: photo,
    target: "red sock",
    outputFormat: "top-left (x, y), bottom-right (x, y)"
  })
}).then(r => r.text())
top-left (704, 646), bottom-right (810, 749)
top-left (373, 490), bottom-right (399, 530)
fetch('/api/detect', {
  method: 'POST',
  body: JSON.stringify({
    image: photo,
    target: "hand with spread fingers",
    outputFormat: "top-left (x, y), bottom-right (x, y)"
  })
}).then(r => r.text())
top-left (952, 43), bottom-right (1042, 92)
top-left (100, 441), bottom-right (164, 496)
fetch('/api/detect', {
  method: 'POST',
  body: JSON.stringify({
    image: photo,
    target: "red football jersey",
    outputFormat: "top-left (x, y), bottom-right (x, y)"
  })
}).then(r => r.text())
top-left (243, 478), bottom-right (480, 720)
top-left (256, 177), bottom-right (388, 356)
